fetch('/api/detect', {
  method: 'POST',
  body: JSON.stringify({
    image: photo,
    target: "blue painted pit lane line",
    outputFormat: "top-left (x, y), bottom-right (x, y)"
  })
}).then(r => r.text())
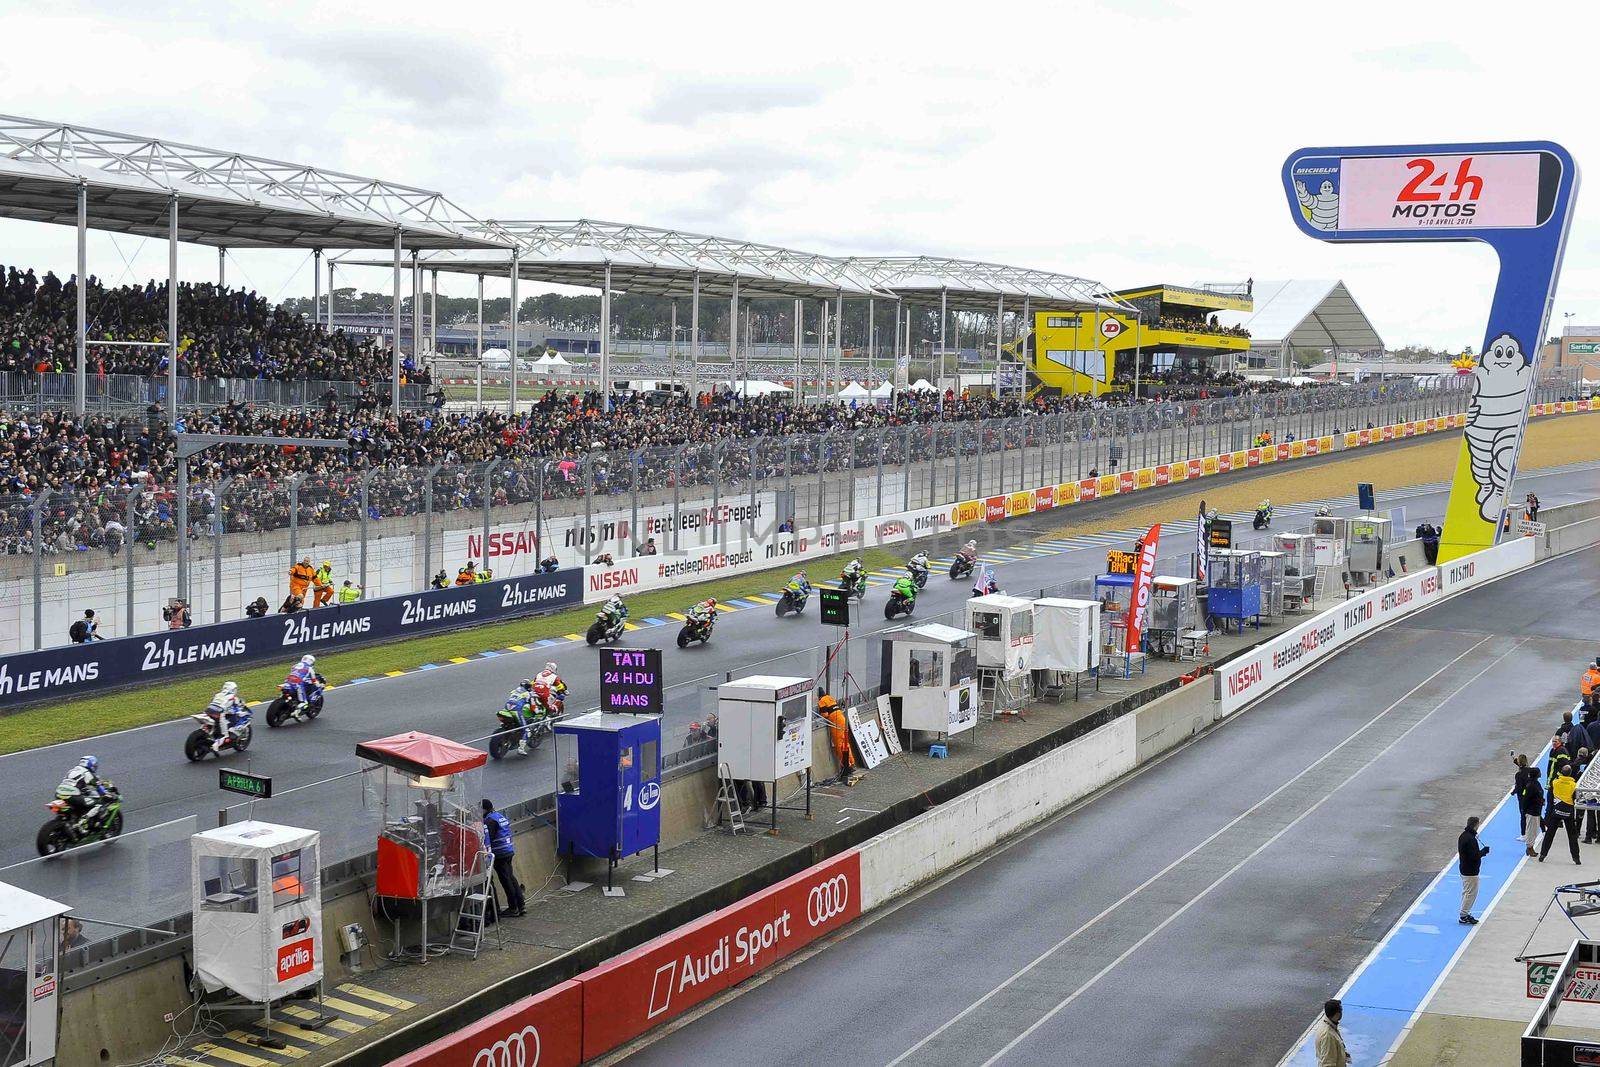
top-left (1281, 745), bottom-right (1551, 1065)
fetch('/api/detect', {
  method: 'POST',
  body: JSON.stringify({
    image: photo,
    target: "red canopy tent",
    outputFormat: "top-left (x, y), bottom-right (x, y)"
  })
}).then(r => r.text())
top-left (356, 731), bottom-right (487, 779)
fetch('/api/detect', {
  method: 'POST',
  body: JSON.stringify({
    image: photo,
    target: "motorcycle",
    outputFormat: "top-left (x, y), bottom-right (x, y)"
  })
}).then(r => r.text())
top-left (908, 563), bottom-right (929, 589)
top-left (36, 782), bottom-right (123, 856)
top-left (586, 610), bottom-right (627, 645)
top-left (949, 554), bottom-right (976, 580)
top-left (775, 585), bottom-right (810, 617)
top-left (489, 705), bottom-right (560, 760)
top-left (185, 709), bottom-right (253, 761)
top-left (266, 676), bottom-right (325, 727)
top-left (840, 571), bottom-right (868, 601)
top-left (885, 589), bottom-right (916, 620)
top-left (677, 613), bottom-right (715, 648)
top-left (685, 712), bottom-right (719, 746)
top-left (1253, 506), bottom-right (1273, 531)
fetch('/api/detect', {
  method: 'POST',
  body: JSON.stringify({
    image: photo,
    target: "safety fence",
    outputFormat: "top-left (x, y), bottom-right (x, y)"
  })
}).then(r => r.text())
top-left (0, 378), bottom-right (1496, 653)
top-left (0, 369), bottom-right (431, 413)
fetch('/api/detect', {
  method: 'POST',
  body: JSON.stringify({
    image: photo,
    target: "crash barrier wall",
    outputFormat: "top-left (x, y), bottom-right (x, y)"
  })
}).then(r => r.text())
top-left (2, 380), bottom-right (1487, 653)
top-left (573, 411), bottom-right (1488, 605)
top-left (0, 566), bottom-right (582, 709)
top-left (1214, 535), bottom-right (1537, 717)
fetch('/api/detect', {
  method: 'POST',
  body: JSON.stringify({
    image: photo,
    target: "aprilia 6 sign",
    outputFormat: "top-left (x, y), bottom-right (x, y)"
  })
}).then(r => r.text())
top-left (1283, 140), bottom-right (1579, 563)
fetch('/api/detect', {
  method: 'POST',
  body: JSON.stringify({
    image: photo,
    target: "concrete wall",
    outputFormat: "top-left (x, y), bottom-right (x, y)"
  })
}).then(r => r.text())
top-left (858, 716), bottom-right (1138, 911)
top-left (1132, 677), bottom-right (1217, 764)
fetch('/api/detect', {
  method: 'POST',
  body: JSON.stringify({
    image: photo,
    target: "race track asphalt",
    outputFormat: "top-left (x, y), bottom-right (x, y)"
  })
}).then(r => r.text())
top-left (2, 463), bottom-right (1597, 932)
top-left (614, 510), bottom-right (1597, 1066)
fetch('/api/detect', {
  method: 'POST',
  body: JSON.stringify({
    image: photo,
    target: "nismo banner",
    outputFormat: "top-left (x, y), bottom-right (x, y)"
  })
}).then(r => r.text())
top-left (1282, 142), bottom-right (1579, 562)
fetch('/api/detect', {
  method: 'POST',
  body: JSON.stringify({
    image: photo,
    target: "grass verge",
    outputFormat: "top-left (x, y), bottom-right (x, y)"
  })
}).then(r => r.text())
top-left (0, 546), bottom-right (903, 755)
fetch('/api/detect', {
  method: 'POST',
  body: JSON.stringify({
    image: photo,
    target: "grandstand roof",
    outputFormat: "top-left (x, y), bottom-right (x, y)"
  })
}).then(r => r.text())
top-left (1214, 279), bottom-right (1384, 351)
top-left (842, 256), bottom-right (1134, 313)
top-left (346, 219), bottom-right (890, 300)
top-left (0, 115), bottom-right (507, 250)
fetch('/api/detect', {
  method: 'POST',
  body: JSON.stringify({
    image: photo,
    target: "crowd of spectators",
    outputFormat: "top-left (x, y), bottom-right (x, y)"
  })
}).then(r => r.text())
top-left (0, 265), bottom-right (427, 385)
top-left (0, 377), bottom-right (1373, 555)
top-left (1153, 313), bottom-right (1251, 339)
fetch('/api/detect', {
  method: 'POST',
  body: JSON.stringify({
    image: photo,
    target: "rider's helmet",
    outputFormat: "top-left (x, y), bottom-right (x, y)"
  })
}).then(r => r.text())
top-left (798, 571), bottom-right (807, 581)
top-left (706, 597), bottom-right (717, 609)
top-left (544, 662), bottom-right (559, 676)
top-left (521, 678), bottom-right (534, 691)
top-left (301, 654), bottom-right (315, 667)
top-left (80, 755), bottom-right (98, 773)
top-left (221, 681), bottom-right (238, 697)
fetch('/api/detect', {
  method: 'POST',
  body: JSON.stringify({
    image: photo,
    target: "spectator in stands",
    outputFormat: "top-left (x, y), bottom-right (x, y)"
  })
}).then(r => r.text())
top-left (1457, 816), bottom-right (1490, 924)
top-left (69, 609), bottom-right (103, 643)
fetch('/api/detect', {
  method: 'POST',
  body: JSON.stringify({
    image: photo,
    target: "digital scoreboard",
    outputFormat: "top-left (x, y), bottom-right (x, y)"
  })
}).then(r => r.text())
top-left (599, 647), bottom-right (663, 715)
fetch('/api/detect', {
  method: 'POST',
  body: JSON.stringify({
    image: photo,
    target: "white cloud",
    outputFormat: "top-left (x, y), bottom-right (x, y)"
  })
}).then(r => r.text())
top-left (0, 0), bottom-right (1597, 347)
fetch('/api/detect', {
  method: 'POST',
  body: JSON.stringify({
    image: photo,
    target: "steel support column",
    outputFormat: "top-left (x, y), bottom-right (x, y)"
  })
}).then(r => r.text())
top-left (600, 262), bottom-right (612, 408)
top-left (75, 182), bottom-right (87, 416)
top-left (167, 194), bottom-right (179, 426)
top-left (391, 230), bottom-right (403, 416)
top-left (508, 255), bottom-right (520, 415)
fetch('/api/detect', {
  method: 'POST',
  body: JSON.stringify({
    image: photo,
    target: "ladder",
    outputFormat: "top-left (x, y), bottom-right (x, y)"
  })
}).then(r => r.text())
top-left (448, 851), bottom-right (504, 959)
top-left (715, 762), bottom-right (745, 835)
top-left (980, 668), bottom-right (1027, 720)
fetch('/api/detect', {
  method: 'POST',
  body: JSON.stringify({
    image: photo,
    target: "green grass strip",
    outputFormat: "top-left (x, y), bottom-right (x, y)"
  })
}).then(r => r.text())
top-left (0, 546), bottom-right (906, 755)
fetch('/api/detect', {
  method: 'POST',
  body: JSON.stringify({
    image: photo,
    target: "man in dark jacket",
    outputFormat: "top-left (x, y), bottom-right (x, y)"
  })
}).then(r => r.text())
top-left (1518, 758), bottom-right (1546, 858)
top-left (1458, 817), bottom-right (1490, 924)
top-left (481, 799), bottom-right (525, 919)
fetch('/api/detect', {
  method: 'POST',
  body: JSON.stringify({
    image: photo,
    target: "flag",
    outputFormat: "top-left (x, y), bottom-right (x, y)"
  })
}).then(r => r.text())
top-left (1126, 523), bottom-right (1162, 654)
top-left (1195, 504), bottom-right (1208, 585)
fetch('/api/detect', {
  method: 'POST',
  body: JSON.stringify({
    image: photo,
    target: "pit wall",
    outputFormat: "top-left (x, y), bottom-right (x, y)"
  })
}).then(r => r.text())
top-left (381, 530), bottom-right (1554, 1067)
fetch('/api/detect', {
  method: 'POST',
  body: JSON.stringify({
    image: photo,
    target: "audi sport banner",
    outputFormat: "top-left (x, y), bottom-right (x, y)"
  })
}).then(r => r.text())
top-left (1125, 524), bottom-right (1161, 654)
top-left (389, 981), bottom-right (583, 1067)
top-left (579, 849), bottom-right (862, 1059)
top-left (0, 568), bottom-right (582, 709)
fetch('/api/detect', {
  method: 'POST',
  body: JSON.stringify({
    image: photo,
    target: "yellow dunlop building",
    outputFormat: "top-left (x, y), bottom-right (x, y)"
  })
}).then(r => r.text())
top-left (1014, 283), bottom-right (1254, 397)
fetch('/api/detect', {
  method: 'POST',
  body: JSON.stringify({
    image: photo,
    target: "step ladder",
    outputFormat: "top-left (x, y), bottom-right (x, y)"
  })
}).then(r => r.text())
top-left (715, 762), bottom-right (745, 835)
top-left (448, 851), bottom-right (504, 959)
top-left (979, 668), bottom-right (1028, 720)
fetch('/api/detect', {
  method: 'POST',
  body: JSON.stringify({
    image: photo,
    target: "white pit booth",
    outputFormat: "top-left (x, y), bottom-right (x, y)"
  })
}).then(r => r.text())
top-left (192, 822), bottom-right (323, 1015)
top-left (717, 676), bottom-right (814, 831)
top-left (965, 594), bottom-right (1035, 673)
top-left (880, 623), bottom-right (979, 741)
top-left (0, 881), bottom-right (68, 1066)
top-left (1031, 598), bottom-right (1101, 699)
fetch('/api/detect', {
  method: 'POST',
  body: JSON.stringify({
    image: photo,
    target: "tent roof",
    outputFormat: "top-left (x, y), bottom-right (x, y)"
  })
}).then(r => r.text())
top-left (0, 115), bottom-right (506, 250)
top-left (908, 378), bottom-right (938, 392)
top-left (357, 731), bottom-right (487, 777)
top-left (1214, 280), bottom-right (1384, 351)
top-left (0, 880), bottom-right (71, 930)
top-left (869, 382), bottom-right (894, 397)
top-left (838, 382), bottom-right (870, 397)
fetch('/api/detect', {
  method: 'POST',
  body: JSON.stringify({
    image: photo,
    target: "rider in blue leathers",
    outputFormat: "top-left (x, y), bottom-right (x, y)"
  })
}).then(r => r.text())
top-left (286, 654), bottom-right (324, 708)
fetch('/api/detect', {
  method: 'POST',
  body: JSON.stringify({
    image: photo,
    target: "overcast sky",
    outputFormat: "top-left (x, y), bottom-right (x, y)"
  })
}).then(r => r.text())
top-left (2, 0), bottom-right (1598, 350)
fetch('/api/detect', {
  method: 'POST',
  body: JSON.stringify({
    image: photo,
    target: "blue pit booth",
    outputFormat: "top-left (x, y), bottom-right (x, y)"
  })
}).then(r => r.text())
top-left (1206, 548), bottom-right (1263, 632)
top-left (555, 712), bottom-right (662, 893)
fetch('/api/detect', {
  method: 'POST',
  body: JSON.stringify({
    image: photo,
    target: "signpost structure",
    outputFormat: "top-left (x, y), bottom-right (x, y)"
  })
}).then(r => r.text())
top-left (1282, 141), bottom-right (1579, 562)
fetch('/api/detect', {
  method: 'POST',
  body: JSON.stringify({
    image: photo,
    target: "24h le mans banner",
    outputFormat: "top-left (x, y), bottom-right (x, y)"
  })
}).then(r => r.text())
top-left (1282, 142), bottom-right (1579, 562)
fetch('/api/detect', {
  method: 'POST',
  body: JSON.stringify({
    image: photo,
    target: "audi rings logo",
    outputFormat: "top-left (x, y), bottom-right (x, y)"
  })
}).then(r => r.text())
top-left (807, 875), bottom-right (850, 926)
top-left (474, 1025), bottom-right (540, 1067)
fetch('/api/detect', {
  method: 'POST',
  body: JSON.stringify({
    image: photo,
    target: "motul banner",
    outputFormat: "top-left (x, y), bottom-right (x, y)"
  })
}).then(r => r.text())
top-left (388, 981), bottom-right (583, 1067)
top-left (1125, 524), bottom-right (1162, 654)
top-left (579, 850), bottom-right (862, 1058)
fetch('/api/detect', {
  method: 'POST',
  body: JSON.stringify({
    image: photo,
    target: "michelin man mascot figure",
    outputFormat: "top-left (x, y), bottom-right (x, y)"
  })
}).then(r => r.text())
top-left (1464, 332), bottom-right (1534, 522)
